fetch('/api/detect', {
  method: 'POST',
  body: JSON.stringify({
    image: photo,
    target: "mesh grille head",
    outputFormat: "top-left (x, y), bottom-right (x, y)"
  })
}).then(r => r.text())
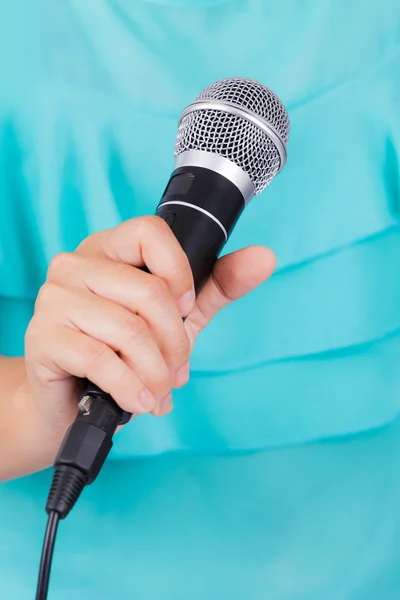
top-left (174, 78), bottom-right (290, 195)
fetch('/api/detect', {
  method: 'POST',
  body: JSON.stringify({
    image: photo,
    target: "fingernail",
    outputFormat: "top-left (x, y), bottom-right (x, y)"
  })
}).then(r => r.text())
top-left (138, 388), bottom-right (156, 410)
top-left (178, 290), bottom-right (195, 316)
top-left (160, 393), bottom-right (173, 414)
top-left (174, 361), bottom-right (190, 387)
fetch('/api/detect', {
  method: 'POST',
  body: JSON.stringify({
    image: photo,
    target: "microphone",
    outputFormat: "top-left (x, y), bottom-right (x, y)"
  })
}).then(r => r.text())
top-left (46, 77), bottom-right (290, 518)
top-left (35, 78), bottom-right (290, 600)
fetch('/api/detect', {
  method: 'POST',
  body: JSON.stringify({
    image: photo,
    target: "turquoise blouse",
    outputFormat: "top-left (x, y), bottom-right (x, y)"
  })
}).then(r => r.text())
top-left (1, 2), bottom-right (400, 599)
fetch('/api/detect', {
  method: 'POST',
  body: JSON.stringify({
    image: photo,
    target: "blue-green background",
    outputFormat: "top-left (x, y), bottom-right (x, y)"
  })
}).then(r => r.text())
top-left (0, 1), bottom-right (400, 598)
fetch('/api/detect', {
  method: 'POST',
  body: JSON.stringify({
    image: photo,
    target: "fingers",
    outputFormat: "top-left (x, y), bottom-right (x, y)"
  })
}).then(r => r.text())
top-left (185, 246), bottom-right (276, 347)
top-left (65, 290), bottom-right (172, 404)
top-left (38, 220), bottom-right (275, 426)
top-left (35, 282), bottom-right (190, 415)
top-left (77, 216), bottom-right (196, 316)
top-left (28, 324), bottom-right (158, 415)
top-left (47, 256), bottom-right (191, 385)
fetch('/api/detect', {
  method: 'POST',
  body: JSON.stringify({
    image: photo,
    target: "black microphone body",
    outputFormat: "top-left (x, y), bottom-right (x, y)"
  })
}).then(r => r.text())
top-left (158, 166), bottom-right (245, 292)
top-left (83, 165), bottom-right (245, 426)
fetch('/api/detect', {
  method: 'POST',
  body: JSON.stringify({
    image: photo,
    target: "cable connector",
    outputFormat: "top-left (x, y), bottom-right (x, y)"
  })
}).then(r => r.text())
top-left (46, 394), bottom-right (121, 518)
top-left (46, 466), bottom-right (87, 519)
top-left (37, 395), bottom-right (123, 599)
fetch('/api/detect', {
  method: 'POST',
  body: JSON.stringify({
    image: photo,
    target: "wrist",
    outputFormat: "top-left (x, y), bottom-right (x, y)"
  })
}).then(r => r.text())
top-left (1, 372), bottom-right (61, 480)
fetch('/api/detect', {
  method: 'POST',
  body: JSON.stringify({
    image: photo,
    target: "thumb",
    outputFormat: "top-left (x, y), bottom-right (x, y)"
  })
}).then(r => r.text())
top-left (185, 245), bottom-right (276, 348)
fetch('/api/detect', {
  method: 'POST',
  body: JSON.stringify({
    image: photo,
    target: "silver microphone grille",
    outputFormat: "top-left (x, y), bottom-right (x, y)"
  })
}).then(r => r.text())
top-left (175, 78), bottom-right (290, 195)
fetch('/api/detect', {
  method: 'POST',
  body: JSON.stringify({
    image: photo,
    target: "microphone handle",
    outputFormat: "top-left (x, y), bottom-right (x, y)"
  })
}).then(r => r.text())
top-left (78, 166), bottom-right (245, 425)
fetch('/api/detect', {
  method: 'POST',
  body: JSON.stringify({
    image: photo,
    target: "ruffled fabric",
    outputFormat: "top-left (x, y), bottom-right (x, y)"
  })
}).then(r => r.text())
top-left (0, 1), bottom-right (399, 460)
top-left (3, 416), bottom-right (400, 600)
top-left (2, 3), bottom-right (400, 600)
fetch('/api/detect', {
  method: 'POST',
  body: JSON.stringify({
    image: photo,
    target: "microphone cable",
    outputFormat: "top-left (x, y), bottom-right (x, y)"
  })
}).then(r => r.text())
top-left (35, 511), bottom-right (59, 600)
top-left (35, 389), bottom-right (122, 600)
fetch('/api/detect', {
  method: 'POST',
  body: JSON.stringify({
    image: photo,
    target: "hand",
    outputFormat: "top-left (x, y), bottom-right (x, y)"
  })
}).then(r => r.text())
top-left (24, 216), bottom-right (276, 448)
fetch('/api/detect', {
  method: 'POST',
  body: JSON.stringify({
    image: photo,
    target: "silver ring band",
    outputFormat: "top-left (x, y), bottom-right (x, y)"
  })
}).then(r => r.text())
top-left (174, 150), bottom-right (254, 204)
top-left (159, 200), bottom-right (228, 240)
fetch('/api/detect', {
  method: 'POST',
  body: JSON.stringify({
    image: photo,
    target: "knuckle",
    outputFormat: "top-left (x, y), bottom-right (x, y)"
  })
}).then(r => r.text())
top-left (168, 255), bottom-right (189, 280)
top-left (83, 342), bottom-right (112, 370)
top-left (47, 251), bottom-right (87, 284)
top-left (152, 215), bottom-right (170, 231)
top-left (25, 321), bottom-right (59, 366)
top-left (152, 362), bottom-right (172, 391)
top-left (144, 214), bottom-right (166, 229)
top-left (123, 314), bottom-right (148, 343)
top-left (163, 252), bottom-right (193, 292)
top-left (47, 252), bottom-right (73, 279)
top-left (77, 231), bottom-right (106, 254)
top-left (34, 281), bottom-right (60, 309)
top-left (168, 331), bottom-right (191, 362)
top-left (116, 367), bottom-right (137, 395)
top-left (137, 215), bottom-right (167, 237)
top-left (145, 276), bottom-right (169, 303)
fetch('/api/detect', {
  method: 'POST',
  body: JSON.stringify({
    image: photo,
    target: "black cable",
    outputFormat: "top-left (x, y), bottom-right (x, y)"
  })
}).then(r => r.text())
top-left (35, 396), bottom-right (121, 598)
top-left (35, 511), bottom-right (60, 600)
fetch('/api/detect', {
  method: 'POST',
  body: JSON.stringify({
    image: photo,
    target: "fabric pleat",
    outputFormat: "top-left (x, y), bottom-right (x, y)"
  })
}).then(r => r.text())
top-left (1, 2), bottom-right (400, 598)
